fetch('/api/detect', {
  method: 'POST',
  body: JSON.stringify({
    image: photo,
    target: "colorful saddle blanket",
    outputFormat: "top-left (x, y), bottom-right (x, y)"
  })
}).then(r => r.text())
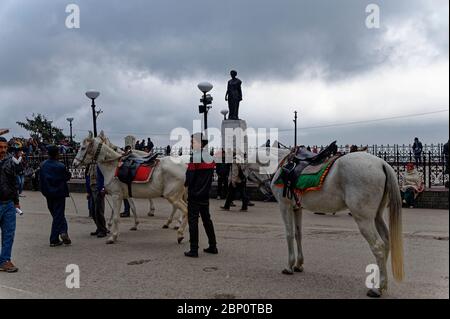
top-left (275, 155), bottom-right (340, 195)
top-left (115, 161), bottom-right (156, 184)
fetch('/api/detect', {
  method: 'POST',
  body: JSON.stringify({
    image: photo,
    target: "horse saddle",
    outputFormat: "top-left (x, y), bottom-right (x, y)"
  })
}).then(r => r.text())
top-left (116, 152), bottom-right (159, 197)
top-left (281, 141), bottom-right (338, 201)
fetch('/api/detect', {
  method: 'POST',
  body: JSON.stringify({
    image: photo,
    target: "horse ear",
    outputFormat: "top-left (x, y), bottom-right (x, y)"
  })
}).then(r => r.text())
top-left (88, 131), bottom-right (93, 139)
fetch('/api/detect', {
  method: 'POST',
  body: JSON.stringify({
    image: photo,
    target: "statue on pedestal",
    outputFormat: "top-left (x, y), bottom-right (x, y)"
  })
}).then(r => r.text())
top-left (225, 70), bottom-right (242, 120)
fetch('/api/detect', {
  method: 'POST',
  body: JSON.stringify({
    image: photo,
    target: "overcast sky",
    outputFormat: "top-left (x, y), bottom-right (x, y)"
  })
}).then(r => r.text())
top-left (0, 0), bottom-right (448, 147)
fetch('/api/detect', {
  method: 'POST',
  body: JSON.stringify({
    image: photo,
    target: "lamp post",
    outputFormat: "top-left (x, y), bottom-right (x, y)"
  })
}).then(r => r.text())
top-left (293, 110), bottom-right (298, 148)
top-left (85, 90), bottom-right (100, 137)
top-left (220, 109), bottom-right (229, 120)
top-left (66, 117), bottom-right (74, 144)
top-left (197, 82), bottom-right (213, 134)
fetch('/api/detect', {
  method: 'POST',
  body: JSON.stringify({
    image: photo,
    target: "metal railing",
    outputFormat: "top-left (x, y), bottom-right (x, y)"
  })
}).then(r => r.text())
top-left (25, 144), bottom-right (448, 188)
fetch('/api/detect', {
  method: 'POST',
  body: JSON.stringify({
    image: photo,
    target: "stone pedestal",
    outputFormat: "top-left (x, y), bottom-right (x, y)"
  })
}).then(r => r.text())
top-left (125, 135), bottom-right (136, 149)
top-left (221, 119), bottom-right (248, 157)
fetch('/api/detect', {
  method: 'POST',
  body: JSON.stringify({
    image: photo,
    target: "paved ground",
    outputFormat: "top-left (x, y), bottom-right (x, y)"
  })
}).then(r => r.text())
top-left (0, 191), bottom-right (448, 299)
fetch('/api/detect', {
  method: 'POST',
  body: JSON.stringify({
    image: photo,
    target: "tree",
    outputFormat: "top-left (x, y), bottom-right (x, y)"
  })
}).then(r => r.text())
top-left (16, 114), bottom-right (66, 143)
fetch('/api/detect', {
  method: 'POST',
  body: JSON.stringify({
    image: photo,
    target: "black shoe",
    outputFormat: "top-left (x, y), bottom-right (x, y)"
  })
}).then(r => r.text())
top-left (240, 208), bottom-right (248, 212)
top-left (184, 250), bottom-right (198, 258)
top-left (90, 231), bottom-right (99, 236)
top-left (248, 202), bottom-right (255, 207)
top-left (61, 233), bottom-right (72, 245)
top-left (120, 212), bottom-right (130, 218)
top-left (203, 246), bottom-right (218, 254)
top-left (50, 241), bottom-right (63, 247)
top-left (97, 232), bottom-right (107, 238)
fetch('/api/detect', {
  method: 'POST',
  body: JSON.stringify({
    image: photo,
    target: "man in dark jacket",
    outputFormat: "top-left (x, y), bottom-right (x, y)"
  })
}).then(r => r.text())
top-left (87, 164), bottom-right (107, 237)
top-left (412, 137), bottom-right (423, 166)
top-left (184, 133), bottom-right (218, 258)
top-left (40, 145), bottom-right (72, 247)
top-left (215, 153), bottom-right (230, 200)
top-left (0, 137), bottom-right (20, 272)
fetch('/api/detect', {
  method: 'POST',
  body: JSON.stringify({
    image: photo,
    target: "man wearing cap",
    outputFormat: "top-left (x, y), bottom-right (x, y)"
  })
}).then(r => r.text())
top-left (40, 145), bottom-right (72, 247)
top-left (184, 133), bottom-right (218, 258)
top-left (0, 136), bottom-right (20, 272)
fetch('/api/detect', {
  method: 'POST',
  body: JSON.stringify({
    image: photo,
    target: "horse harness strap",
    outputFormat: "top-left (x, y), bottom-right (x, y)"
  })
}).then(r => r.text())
top-left (93, 142), bottom-right (103, 162)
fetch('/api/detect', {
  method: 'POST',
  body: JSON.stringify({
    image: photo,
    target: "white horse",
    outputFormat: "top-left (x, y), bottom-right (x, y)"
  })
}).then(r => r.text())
top-left (73, 132), bottom-right (188, 244)
top-left (245, 148), bottom-right (403, 297)
top-left (98, 131), bottom-right (183, 230)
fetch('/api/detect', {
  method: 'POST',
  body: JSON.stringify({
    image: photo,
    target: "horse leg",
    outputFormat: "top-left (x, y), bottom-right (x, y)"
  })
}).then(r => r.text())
top-left (354, 217), bottom-right (388, 297)
top-left (107, 196), bottom-right (114, 228)
top-left (128, 198), bottom-right (139, 231)
top-left (107, 197), bottom-right (122, 244)
top-left (148, 199), bottom-right (155, 217)
top-left (280, 199), bottom-right (296, 275)
top-left (375, 214), bottom-right (390, 290)
top-left (163, 204), bottom-right (179, 230)
top-left (170, 198), bottom-right (188, 244)
top-left (293, 206), bottom-right (304, 273)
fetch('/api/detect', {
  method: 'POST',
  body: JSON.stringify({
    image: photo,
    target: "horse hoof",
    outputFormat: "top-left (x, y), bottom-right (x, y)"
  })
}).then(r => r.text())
top-left (148, 213), bottom-right (155, 217)
top-left (173, 226), bottom-right (179, 230)
top-left (162, 225), bottom-right (169, 229)
top-left (130, 227), bottom-right (137, 231)
top-left (293, 266), bottom-right (304, 273)
top-left (106, 239), bottom-right (115, 244)
top-left (367, 288), bottom-right (382, 298)
top-left (282, 269), bottom-right (294, 275)
top-left (177, 237), bottom-right (184, 244)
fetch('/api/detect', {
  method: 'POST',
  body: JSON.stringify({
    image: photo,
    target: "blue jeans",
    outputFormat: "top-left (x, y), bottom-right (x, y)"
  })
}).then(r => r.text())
top-left (0, 201), bottom-right (16, 264)
top-left (16, 175), bottom-right (24, 194)
top-left (123, 199), bottom-right (130, 213)
top-left (46, 197), bottom-right (68, 244)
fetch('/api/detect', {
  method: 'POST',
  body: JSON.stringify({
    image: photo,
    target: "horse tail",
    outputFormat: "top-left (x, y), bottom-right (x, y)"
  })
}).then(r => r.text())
top-left (383, 162), bottom-right (404, 282)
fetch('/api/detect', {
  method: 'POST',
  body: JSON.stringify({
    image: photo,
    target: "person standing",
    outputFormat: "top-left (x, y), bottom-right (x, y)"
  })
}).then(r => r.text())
top-left (12, 148), bottom-right (25, 197)
top-left (216, 162), bottom-right (230, 200)
top-left (412, 137), bottom-right (423, 166)
top-left (39, 145), bottom-right (72, 247)
top-left (0, 136), bottom-right (20, 272)
top-left (87, 164), bottom-right (108, 238)
top-left (184, 133), bottom-right (218, 258)
top-left (147, 138), bottom-right (154, 153)
top-left (165, 145), bottom-right (171, 156)
top-left (221, 157), bottom-right (249, 212)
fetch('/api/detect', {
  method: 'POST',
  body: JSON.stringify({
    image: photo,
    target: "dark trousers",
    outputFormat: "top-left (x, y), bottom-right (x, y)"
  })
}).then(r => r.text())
top-left (46, 197), bottom-right (68, 244)
top-left (414, 154), bottom-right (422, 166)
top-left (188, 200), bottom-right (217, 251)
top-left (123, 199), bottom-right (130, 214)
top-left (91, 189), bottom-right (107, 234)
top-left (217, 175), bottom-right (229, 199)
top-left (224, 181), bottom-right (249, 210)
top-left (228, 99), bottom-right (240, 120)
top-left (401, 189), bottom-right (416, 207)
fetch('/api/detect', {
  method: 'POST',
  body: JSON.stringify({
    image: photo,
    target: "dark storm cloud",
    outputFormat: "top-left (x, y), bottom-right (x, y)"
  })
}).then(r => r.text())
top-left (0, 0), bottom-right (448, 146)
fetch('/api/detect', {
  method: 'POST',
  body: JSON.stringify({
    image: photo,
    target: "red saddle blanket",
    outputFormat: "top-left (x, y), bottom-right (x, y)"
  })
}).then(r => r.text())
top-left (114, 163), bottom-right (155, 184)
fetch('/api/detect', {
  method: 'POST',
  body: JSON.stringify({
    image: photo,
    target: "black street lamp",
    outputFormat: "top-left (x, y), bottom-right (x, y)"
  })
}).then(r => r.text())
top-left (293, 110), bottom-right (298, 148)
top-left (197, 82), bottom-right (213, 135)
top-left (66, 117), bottom-right (74, 144)
top-left (85, 90), bottom-right (100, 137)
